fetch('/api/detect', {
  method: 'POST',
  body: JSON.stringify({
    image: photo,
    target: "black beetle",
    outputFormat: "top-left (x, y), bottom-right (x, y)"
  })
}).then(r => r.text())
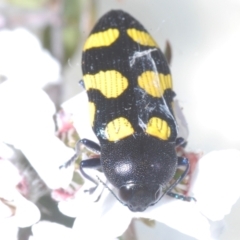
top-left (62, 10), bottom-right (194, 212)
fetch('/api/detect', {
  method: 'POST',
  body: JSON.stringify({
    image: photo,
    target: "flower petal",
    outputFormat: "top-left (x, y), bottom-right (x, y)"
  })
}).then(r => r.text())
top-left (62, 92), bottom-right (98, 143)
top-left (0, 218), bottom-right (18, 240)
top-left (173, 99), bottom-right (189, 140)
top-left (0, 201), bottom-right (13, 219)
top-left (31, 221), bottom-right (75, 240)
top-left (21, 136), bottom-right (74, 189)
top-left (14, 192), bottom-right (41, 227)
top-left (0, 81), bottom-right (55, 145)
top-left (0, 160), bottom-right (21, 200)
top-left (191, 149), bottom-right (240, 221)
top-left (72, 191), bottom-right (132, 240)
top-left (59, 176), bottom-right (132, 240)
top-left (142, 197), bottom-right (212, 239)
top-left (0, 142), bottom-right (15, 159)
top-left (0, 28), bottom-right (60, 87)
top-left (0, 81), bottom-right (74, 189)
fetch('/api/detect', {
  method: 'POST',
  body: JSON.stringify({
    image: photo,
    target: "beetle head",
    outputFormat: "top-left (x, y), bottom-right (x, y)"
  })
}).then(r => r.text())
top-left (119, 183), bottom-right (161, 212)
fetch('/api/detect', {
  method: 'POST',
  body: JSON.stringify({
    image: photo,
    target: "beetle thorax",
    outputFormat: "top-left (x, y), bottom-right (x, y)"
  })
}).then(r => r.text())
top-left (100, 134), bottom-right (177, 188)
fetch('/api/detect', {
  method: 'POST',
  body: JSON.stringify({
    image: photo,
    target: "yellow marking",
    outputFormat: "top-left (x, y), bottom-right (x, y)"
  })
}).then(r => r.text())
top-left (88, 102), bottom-right (96, 127)
top-left (83, 29), bottom-right (119, 51)
top-left (105, 117), bottom-right (134, 141)
top-left (138, 71), bottom-right (172, 97)
top-left (146, 117), bottom-right (171, 140)
top-left (83, 70), bottom-right (128, 98)
top-left (127, 29), bottom-right (158, 47)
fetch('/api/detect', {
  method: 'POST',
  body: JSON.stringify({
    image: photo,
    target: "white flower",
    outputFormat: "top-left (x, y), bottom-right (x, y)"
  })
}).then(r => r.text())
top-left (30, 221), bottom-right (75, 240)
top-left (60, 92), bottom-right (240, 240)
top-left (0, 28), bottom-right (79, 239)
top-left (30, 221), bottom-right (119, 240)
top-left (0, 159), bottom-right (40, 228)
top-left (0, 218), bottom-right (18, 240)
top-left (0, 80), bottom-right (74, 189)
top-left (0, 28), bottom-right (74, 189)
top-left (0, 28), bottom-right (60, 88)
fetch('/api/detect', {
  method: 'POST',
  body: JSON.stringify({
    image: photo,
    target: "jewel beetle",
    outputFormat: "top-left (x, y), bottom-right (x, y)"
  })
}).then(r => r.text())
top-left (63, 10), bottom-right (194, 212)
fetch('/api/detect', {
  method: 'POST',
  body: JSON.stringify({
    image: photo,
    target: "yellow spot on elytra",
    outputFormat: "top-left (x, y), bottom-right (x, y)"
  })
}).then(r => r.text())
top-left (127, 29), bottom-right (158, 47)
top-left (146, 117), bottom-right (171, 140)
top-left (83, 70), bottom-right (128, 98)
top-left (88, 102), bottom-right (96, 127)
top-left (83, 29), bottom-right (119, 51)
top-left (105, 117), bottom-right (134, 141)
top-left (138, 71), bottom-right (172, 97)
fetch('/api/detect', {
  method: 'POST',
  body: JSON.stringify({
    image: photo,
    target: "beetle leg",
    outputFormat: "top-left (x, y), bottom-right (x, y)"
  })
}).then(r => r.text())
top-left (164, 40), bottom-right (172, 65)
top-left (81, 158), bottom-right (102, 171)
top-left (175, 137), bottom-right (187, 148)
top-left (165, 157), bottom-right (189, 194)
top-left (81, 138), bottom-right (101, 154)
top-left (166, 191), bottom-right (195, 201)
top-left (80, 158), bottom-right (101, 194)
top-left (79, 79), bottom-right (85, 89)
top-left (59, 138), bottom-right (101, 168)
top-left (157, 157), bottom-right (196, 202)
top-left (59, 139), bottom-right (82, 168)
top-left (166, 157), bottom-right (196, 201)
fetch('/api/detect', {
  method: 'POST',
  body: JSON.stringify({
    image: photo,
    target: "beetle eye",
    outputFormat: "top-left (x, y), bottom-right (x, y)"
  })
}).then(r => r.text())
top-left (119, 186), bottom-right (133, 202)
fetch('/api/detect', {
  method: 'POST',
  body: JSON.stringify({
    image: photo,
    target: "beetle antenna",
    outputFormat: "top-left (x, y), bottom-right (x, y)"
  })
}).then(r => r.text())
top-left (157, 157), bottom-right (190, 202)
top-left (96, 176), bottom-right (127, 206)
